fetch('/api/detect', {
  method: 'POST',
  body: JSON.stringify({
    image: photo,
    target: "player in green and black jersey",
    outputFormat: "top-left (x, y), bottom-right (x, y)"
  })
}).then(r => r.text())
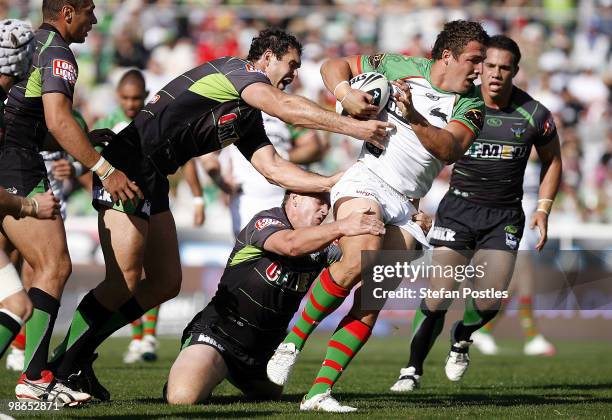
top-left (390, 35), bottom-right (562, 392)
top-left (164, 191), bottom-right (384, 404)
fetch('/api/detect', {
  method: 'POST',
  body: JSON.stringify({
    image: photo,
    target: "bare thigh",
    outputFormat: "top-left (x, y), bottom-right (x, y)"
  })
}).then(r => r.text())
top-left (166, 345), bottom-right (228, 405)
top-left (425, 247), bottom-right (472, 311)
top-left (470, 249), bottom-right (517, 310)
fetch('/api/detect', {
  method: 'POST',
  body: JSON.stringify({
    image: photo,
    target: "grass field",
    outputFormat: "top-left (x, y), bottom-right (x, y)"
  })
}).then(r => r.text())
top-left (1, 335), bottom-right (611, 419)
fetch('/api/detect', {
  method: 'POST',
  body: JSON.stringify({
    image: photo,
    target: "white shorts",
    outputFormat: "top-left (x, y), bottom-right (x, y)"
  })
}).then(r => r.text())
top-left (331, 162), bottom-right (430, 248)
top-left (0, 263), bottom-right (23, 302)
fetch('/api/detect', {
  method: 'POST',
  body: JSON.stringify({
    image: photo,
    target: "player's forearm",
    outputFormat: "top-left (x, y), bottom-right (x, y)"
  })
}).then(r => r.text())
top-left (409, 113), bottom-right (462, 162)
top-left (537, 155), bottom-right (562, 203)
top-left (47, 116), bottom-right (100, 169)
top-left (0, 188), bottom-right (23, 218)
top-left (282, 223), bottom-right (341, 257)
top-left (321, 57), bottom-right (353, 96)
top-left (182, 160), bottom-right (203, 197)
top-left (265, 161), bottom-right (330, 193)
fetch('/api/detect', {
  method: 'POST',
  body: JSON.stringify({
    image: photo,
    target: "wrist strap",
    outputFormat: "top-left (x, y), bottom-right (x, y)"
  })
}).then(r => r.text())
top-left (90, 156), bottom-right (106, 173)
top-left (333, 80), bottom-right (350, 99)
top-left (99, 165), bottom-right (115, 181)
top-left (193, 196), bottom-right (204, 205)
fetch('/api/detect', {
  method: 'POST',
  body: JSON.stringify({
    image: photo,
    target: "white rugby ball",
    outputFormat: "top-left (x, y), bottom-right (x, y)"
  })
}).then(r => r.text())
top-left (335, 72), bottom-right (390, 116)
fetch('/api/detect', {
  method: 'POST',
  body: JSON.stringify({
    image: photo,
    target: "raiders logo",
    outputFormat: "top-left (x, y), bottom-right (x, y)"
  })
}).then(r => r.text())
top-left (464, 109), bottom-right (484, 130)
top-left (368, 54), bottom-right (385, 69)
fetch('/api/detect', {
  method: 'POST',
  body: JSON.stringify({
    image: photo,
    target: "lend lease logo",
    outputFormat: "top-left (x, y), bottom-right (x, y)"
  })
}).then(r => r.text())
top-left (52, 59), bottom-right (77, 83)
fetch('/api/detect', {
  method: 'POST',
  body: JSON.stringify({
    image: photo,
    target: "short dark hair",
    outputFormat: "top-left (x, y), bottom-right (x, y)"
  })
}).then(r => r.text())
top-left (281, 191), bottom-right (331, 209)
top-left (118, 69), bottom-right (146, 90)
top-left (487, 35), bottom-right (522, 69)
top-left (42, 0), bottom-right (89, 21)
top-left (431, 20), bottom-right (489, 61)
top-left (247, 28), bottom-right (302, 62)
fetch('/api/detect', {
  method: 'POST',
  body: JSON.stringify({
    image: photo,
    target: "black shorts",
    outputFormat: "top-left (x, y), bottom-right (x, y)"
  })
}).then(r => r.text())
top-left (0, 146), bottom-right (49, 197)
top-left (429, 192), bottom-right (525, 251)
top-left (92, 125), bottom-right (169, 220)
top-left (180, 314), bottom-right (275, 393)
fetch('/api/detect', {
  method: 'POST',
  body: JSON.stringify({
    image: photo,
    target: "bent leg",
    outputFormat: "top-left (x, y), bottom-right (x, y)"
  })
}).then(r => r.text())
top-left (166, 345), bottom-right (228, 405)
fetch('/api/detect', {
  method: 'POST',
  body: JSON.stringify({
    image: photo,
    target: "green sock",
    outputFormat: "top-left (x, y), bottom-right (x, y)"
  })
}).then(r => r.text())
top-left (284, 268), bottom-right (349, 351)
top-left (306, 316), bottom-right (372, 399)
top-left (132, 319), bottom-right (143, 340)
top-left (143, 306), bottom-right (159, 336)
top-left (24, 288), bottom-right (60, 379)
top-left (0, 310), bottom-right (22, 359)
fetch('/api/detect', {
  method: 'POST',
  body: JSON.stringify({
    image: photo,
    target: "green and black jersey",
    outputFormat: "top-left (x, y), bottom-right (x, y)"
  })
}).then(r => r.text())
top-left (4, 23), bottom-right (78, 151)
top-left (450, 86), bottom-right (557, 207)
top-left (189, 207), bottom-right (341, 354)
top-left (131, 56), bottom-right (273, 176)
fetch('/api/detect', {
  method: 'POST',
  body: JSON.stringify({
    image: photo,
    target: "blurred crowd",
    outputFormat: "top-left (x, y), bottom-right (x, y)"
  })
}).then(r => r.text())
top-left (2, 0), bottom-right (611, 226)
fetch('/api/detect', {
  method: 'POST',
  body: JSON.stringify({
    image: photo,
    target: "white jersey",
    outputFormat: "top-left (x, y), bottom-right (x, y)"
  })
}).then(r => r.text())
top-left (220, 112), bottom-right (292, 234)
top-left (356, 54), bottom-right (485, 198)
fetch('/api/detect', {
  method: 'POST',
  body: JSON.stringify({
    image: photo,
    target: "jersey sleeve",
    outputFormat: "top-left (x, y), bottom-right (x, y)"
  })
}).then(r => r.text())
top-left (41, 48), bottom-right (77, 100)
top-left (533, 106), bottom-right (557, 147)
top-left (358, 53), bottom-right (401, 75)
top-left (450, 87), bottom-right (485, 138)
top-left (245, 210), bottom-right (290, 249)
top-left (235, 109), bottom-right (272, 161)
top-left (226, 59), bottom-right (272, 95)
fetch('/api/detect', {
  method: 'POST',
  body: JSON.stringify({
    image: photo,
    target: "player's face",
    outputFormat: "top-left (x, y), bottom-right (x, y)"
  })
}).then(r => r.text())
top-left (294, 195), bottom-right (330, 227)
top-left (70, 1), bottom-right (97, 43)
top-left (445, 41), bottom-right (485, 93)
top-left (481, 48), bottom-right (516, 99)
top-left (267, 48), bottom-right (301, 91)
top-left (118, 83), bottom-right (147, 119)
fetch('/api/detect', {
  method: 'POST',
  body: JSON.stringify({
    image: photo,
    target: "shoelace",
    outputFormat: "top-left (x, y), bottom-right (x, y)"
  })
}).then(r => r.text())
top-left (453, 352), bottom-right (469, 364)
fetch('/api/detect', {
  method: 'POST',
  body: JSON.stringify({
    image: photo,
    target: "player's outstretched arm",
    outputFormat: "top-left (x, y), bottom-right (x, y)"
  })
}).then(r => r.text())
top-left (250, 145), bottom-right (337, 193)
top-left (241, 83), bottom-right (393, 150)
top-left (264, 208), bottom-right (385, 257)
top-left (43, 93), bottom-right (143, 204)
top-left (0, 189), bottom-right (59, 219)
top-left (531, 134), bottom-right (562, 251)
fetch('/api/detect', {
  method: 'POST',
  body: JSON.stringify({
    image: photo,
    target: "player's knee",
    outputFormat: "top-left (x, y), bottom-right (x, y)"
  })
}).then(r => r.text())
top-left (166, 384), bottom-right (207, 405)
top-left (1, 292), bottom-right (32, 321)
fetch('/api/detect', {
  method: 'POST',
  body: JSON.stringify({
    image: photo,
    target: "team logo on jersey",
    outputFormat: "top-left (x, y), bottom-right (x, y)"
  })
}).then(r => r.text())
top-left (464, 109), bottom-right (484, 130)
top-left (149, 94), bottom-right (160, 104)
top-left (425, 92), bottom-right (441, 101)
top-left (254, 217), bottom-right (284, 231)
top-left (466, 141), bottom-right (529, 160)
top-left (429, 107), bottom-right (448, 123)
top-left (543, 115), bottom-right (556, 136)
top-left (505, 232), bottom-right (519, 249)
top-left (504, 225), bottom-right (518, 234)
top-left (266, 262), bottom-right (282, 282)
top-left (511, 123), bottom-right (527, 139)
top-left (245, 63), bottom-right (266, 76)
top-left (93, 185), bottom-right (112, 203)
top-left (367, 54), bottom-right (385, 69)
top-left (217, 112), bottom-right (239, 148)
top-left (486, 117), bottom-right (502, 127)
top-left (5, 187), bottom-right (17, 195)
top-left (52, 59), bottom-right (77, 84)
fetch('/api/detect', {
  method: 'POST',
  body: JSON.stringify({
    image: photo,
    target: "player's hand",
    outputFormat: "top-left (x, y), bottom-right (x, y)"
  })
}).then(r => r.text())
top-left (341, 88), bottom-right (380, 120)
top-left (31, 190), bottom-right (60, 219)
top-left (193, 197), bottom-right (205, 227)
top-left (353, 119), bottom-right (395, 150)
top-left (392, 80), bottom-right (414, 120)
top-left (412, 210), bottom-right (432, 235)
top-left (530, 211), bottom-right (549, 251)
top-left (338, 207), bottom-right (386, 237)
top-left (51, 159), bottom-right (74, 181)
top-left (101, 168), bottom-right (144, 205)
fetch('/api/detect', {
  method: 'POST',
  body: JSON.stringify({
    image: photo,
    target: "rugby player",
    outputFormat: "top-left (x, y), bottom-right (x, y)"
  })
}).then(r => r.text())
top-left (389, 35), bottom-right (562, 392)
top-left (267, 20), bottom-right (489, 412)
top-left (92, 69), bottom-right (163, 364)
top-left (164, 191), bottom-right (385, 404)
top-left (50, 28), bottom-right (393, 401)
top-left (0, 0), bottom-right (139, 404)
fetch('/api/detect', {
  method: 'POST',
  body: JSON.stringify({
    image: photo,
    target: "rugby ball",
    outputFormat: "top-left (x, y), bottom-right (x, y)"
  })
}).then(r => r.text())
top-left (335, 72), bottom-right (390, 116)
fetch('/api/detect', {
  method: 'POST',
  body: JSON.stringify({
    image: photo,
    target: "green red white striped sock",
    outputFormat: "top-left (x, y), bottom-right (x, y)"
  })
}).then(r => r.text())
top-left (519, 296), bottom-right (538, 339)
top-left (131, 318), bottom-right (143, 340)
top-left (143, 306), bottom-right (159, 336)
top-left (306, 315), bottom-right (372, 399)
top-left (283, 268), bottom-right (350, 351)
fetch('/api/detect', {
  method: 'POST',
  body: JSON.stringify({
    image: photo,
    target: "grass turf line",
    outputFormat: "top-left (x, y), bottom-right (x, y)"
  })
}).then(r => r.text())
top-left (0, 336), bottom-right (611, 418)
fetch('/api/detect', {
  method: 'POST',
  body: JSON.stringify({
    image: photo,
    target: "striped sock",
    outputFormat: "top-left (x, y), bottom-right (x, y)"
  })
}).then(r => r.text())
top-left (480, 297), bottom-right (509, 334)
top-left (12, 331), bottom-right (26, 350)
top-left (143, 306), bottom-right (159, 336)
top-left (283, 268), bottom-right (350, 351)
top-left (131, 319), bottom-right (143, 340)
top-left (0, 310), bottom-right (23, 359)
top-left (306, 316), bottom-right (372, 399)
top-left (519, 296), bottom-right (538, 339)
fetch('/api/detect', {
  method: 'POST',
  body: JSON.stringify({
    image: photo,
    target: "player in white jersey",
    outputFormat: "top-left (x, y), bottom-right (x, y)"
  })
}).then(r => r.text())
top-left (266, 20), bottom-right (489, 412)
top-left (219, 113), bottom-right (327, 236)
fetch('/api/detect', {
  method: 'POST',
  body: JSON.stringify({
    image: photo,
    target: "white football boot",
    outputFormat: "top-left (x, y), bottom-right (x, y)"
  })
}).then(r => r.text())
top-left (266, 342), bottom-right (300, 386)
top-left (140, 335), bottom-right (159, 362)
top-left (524, 334), bottom-right (556, 356)
top-left (123, 339), bottom-right (142, 364)
top-left (15, 370), bottom-right (91, 407)
top-left (390, 366), bottom-right (421, 392)
top-left (300, 389), bottom-right (357, 413)
top-left (6, 348), bottom-right (25, 371)
top-left (471, 330), bottom-right (499, 355)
